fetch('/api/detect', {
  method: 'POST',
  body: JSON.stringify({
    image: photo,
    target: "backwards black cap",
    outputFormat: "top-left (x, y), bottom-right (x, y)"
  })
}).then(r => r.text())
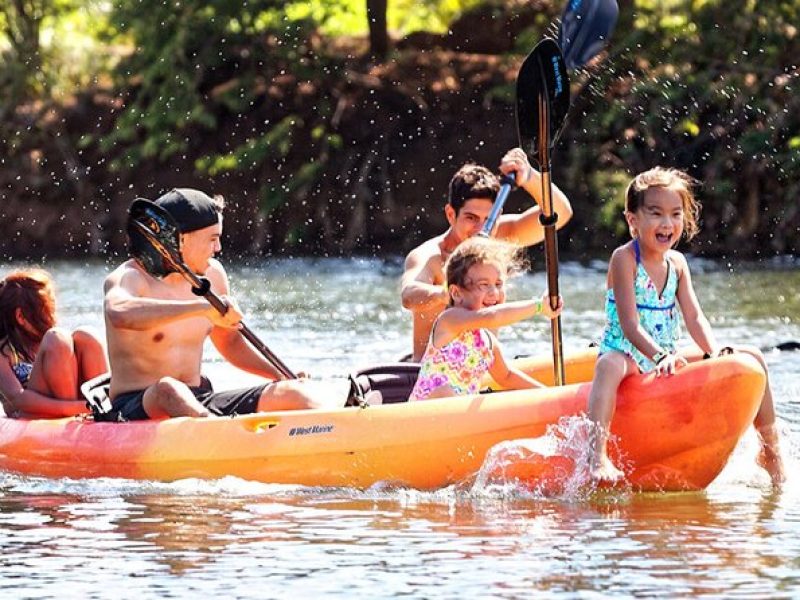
top-left (151, 188), bottom-right (220, 233)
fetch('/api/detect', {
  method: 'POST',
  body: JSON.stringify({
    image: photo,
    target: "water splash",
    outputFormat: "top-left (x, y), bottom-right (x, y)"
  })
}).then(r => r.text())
top-left (471, 415), bottom-right (631, 501)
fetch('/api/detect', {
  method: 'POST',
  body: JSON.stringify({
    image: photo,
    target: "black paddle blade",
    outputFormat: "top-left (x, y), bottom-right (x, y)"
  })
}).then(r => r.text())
top-left (516, 39), bottom-right (571, 164)
top-left (127, 199), bottom-right (181, 278)
top-left (558, 0), bottom-right (619, 69)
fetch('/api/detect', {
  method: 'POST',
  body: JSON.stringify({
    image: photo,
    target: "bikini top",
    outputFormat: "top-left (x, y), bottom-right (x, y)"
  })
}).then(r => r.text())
top-left (6, 345), bottom-right (33, 387)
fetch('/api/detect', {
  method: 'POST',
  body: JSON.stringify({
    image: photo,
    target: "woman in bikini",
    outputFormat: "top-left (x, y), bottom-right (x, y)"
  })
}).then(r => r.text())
top-left (0, 269), bottom-right (108, 418)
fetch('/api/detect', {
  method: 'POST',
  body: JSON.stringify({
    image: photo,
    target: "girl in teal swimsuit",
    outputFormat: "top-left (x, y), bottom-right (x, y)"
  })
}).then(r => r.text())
top-left (0, 269), bottom-right (108, 418)
top-left (587, 168), bottom-right (784, 486)
top-left (409, 236), bottom-right (562, 402)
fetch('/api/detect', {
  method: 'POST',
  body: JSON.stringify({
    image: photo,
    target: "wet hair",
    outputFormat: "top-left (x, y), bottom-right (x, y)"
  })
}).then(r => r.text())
top-left (444, 237), bottom-right (527, 305)
top-left (625, 167), bottom-right (701, 240)
top-left (448, 163), bottom-right (500, 213)
top-left (0, 269), bottom-right (57, 362)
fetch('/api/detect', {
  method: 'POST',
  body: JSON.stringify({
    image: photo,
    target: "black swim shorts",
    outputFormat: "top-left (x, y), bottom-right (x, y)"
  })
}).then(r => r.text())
top-left (109, 380), bottom-right (269, 421)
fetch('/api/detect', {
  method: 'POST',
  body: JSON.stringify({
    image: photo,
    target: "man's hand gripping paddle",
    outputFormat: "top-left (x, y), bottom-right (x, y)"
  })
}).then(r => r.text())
top-left (481, 0), bottom-right (618, 237)
top-left (517, 39), bottom-right (571, 386)
top-left (479, 173), bottom-right (517, 237)
top-left (128, 201), bottom-right (297, 380)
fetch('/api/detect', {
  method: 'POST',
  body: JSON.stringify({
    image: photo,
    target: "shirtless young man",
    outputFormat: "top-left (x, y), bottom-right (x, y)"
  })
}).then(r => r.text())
top-left (103, 188), bottom-right (323, 420)
top-left (401, 148), bottom-right (574, 361)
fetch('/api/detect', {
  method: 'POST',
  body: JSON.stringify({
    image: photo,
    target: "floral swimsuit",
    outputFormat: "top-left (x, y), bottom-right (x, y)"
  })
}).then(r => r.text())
top-left (598, 239), bottom-right (681, 373)
top-left (409, 324), bottom-right (494, 401)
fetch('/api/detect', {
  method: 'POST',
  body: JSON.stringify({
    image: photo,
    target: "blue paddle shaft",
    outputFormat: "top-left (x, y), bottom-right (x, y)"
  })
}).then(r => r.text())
top-left (480, 174), bottom-right (517, 237)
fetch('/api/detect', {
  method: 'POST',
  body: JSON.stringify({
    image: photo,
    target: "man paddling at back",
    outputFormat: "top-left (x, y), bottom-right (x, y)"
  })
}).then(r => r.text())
top-left (103, 188), bottom-right (324, 419)
top-left (401, 148), bottom-right (574, 362)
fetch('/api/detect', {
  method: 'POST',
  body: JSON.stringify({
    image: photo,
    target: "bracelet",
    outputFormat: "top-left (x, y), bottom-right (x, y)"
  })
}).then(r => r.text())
top-left (533, 297), bottom-right (543, 315)
top-left (652, 350), bottom-right (669, 365)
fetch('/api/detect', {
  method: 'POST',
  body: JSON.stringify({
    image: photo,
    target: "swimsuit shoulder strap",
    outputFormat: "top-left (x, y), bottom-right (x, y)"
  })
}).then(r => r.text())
top-left (633, 238), bottom-right (642, 264)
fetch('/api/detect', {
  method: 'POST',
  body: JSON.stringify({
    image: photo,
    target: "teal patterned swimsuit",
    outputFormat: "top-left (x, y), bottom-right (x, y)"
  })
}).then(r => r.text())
top-left (598, 239), bottom-right (681, 373)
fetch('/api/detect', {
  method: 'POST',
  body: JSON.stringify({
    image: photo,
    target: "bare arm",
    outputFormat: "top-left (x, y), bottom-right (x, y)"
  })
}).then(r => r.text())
top-left (435, 294), bottom-right (561, 346)
top-left (104, 267), bottom-right (210, 330)
top-left (673, 254), bottom-right (717, 355)
top-left (210, 327), bottom-right (284, 381)
top-left (494, 148), bottom-right (574, 247)
top-left (400, 245), bottom-right (449, 312)
top-left (104, 262), bottom-right (240, 331)
top-left (487, 338), bottom-right (545, 390)
top-left (0, 360), bottom-right (86, 416)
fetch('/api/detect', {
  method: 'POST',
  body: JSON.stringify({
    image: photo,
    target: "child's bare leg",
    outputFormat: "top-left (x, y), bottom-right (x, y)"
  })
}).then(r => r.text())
top-left (72, 327), bottom-right (109, 383)
top-left (27, 328), bottom-right (79, 399)
top-left (587, 352), bottom-right (633, 482)
top-left (736, 345), bottom-right (785, 486)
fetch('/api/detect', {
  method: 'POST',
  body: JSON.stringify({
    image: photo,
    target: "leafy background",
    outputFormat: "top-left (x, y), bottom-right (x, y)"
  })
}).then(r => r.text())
top-left (1, 0), bottom-right (798, 259)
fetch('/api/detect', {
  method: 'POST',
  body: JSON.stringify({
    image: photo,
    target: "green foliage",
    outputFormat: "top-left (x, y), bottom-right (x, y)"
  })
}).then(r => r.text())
top-left (592, 170), bottom-right (631, 238)
top-left (195, 116), bottom-right (301, 176)
top-left (3, 0), bottom-right (800, 256)
top-left (566, 0), bottom-right (800, 252)
top-left (0, 0), bottom-right (110, 105)
top-left (102, 0), bottom-right (318, 169)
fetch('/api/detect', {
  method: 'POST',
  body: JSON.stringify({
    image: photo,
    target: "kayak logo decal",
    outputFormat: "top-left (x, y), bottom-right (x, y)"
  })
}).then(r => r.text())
top-left (289, 424), bottom-right (335, 436)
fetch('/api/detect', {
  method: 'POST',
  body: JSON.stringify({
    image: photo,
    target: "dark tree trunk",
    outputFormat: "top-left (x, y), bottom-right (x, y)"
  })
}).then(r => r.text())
top-left (366, 0), bottom-right (389, 59)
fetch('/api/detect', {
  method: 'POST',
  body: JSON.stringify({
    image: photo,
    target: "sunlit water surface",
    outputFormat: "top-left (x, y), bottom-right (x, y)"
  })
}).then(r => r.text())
top-left (1, 257), bottom-right (799, 598)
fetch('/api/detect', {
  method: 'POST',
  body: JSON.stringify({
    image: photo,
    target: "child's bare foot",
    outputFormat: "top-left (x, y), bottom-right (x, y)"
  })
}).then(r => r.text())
top-left (756, 424), bottom-right (786, 487)
top-left (757, 446), bottom-right (786, 487)
top-left (589, 455), bottom-right (624, 484)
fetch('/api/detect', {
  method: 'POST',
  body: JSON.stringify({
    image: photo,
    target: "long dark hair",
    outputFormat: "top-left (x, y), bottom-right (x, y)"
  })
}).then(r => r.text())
top-left (0, 269), bottom-right (57, 362)
top-left (625, 167), bottom-right (701, 240)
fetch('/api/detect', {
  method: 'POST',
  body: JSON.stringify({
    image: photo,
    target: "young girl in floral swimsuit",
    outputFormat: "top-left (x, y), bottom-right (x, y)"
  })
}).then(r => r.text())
top-left (587, 167), bottom-right (784, 486)
top-left (408, 236), bottom-right (562, 402)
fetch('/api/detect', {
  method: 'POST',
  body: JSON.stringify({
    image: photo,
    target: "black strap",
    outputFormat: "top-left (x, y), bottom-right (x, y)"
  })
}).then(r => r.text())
top-left (191, 277), bottom-right (212, 296)
top-left (539, 212), bottom-right (559, 227)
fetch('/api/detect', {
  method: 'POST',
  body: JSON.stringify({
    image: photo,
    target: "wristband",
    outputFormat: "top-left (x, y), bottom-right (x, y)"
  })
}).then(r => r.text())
top-left (652, 350), bottom-right (669, 365)
top-left (533, 297), bottom-right (543, 315)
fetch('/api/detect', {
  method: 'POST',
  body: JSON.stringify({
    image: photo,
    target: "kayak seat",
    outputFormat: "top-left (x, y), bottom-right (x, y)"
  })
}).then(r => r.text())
top-left (79, 372), bottom-right (214, 421)
top-left (80, 372), bottom-right (116, 420)
top-left (345, 363), bottom-right (421, 407)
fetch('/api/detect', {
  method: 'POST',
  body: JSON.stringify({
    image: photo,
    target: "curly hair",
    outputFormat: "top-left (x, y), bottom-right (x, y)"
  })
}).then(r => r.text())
top-left (625, 167), bottom-right (701, 240)
top-left (0, 269), bottom-right (57, 362)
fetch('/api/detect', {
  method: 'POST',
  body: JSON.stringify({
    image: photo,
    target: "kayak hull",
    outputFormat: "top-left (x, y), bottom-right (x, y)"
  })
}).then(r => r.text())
top-left (0, 351), bottom-right (765, 491)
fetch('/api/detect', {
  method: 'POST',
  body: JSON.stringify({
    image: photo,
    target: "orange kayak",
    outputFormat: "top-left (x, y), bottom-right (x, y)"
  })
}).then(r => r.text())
top-left (0, 350), bottom-right (764, 491)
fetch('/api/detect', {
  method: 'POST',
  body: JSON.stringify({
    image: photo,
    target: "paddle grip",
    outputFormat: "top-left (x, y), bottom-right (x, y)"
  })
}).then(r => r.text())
top-left (479, 174), bottom-right (517, 237)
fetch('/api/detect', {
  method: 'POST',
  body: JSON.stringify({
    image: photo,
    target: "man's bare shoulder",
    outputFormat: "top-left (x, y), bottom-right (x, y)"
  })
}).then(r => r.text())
top-left (405, 235), bottom-right (446, 269)
top-left (104, 260), bottom-right (150, 295)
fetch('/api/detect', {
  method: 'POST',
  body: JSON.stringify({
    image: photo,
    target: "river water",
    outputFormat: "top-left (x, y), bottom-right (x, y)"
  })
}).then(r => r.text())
top-left (1, 257), bottom-right (799, 598)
